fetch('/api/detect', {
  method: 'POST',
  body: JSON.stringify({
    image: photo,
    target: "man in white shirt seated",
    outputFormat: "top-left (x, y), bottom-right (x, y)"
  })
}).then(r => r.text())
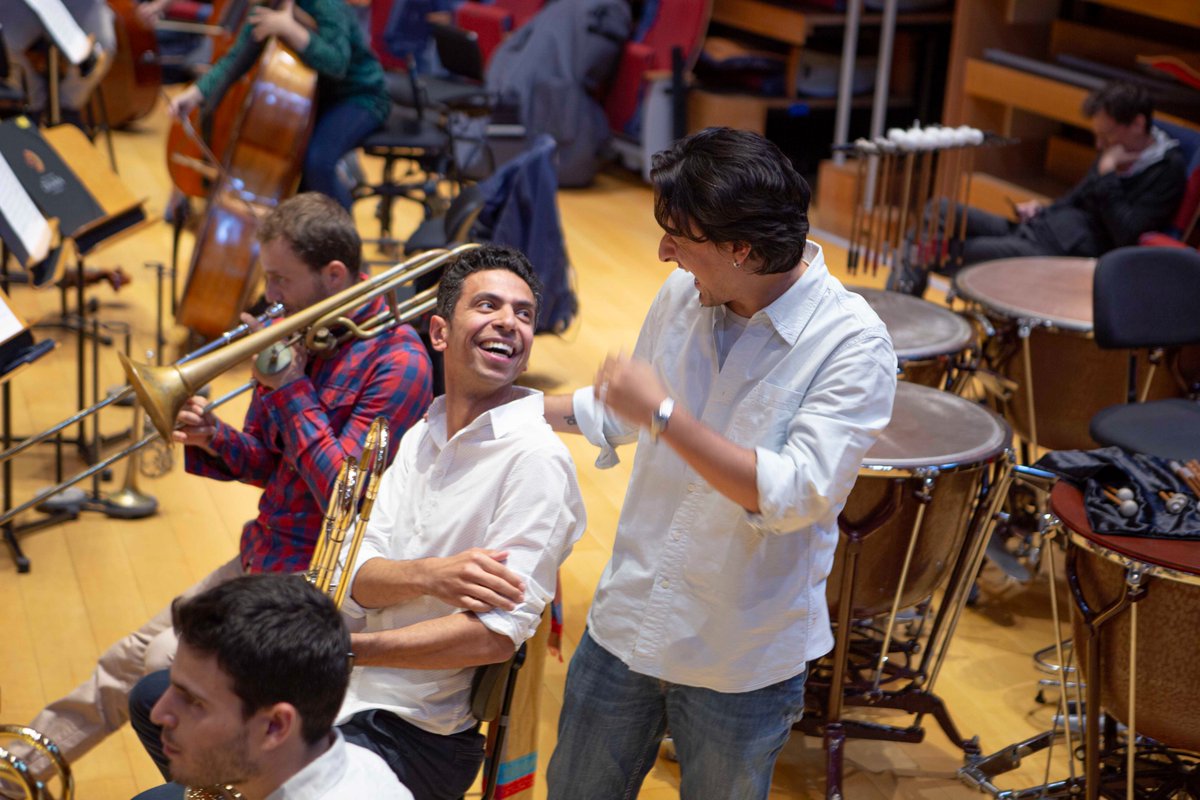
top-left (331, 244), bottom-right (587, 800)
top-left (133, 574), bottom-right (410, 800)
top-left (127, 245), bottom-right (584, 800)
top-left (542, 127), bottom-right (897, 799)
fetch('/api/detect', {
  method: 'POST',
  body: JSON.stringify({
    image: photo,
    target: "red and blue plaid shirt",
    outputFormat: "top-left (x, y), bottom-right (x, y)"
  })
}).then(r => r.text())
top-left (185, 294), bottom-right (432, 574)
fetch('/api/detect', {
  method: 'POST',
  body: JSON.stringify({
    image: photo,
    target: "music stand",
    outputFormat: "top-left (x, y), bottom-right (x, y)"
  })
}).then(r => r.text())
top-left (0, 245), bottom-right (61, 572)
top-left (0, 119), bottom-right (148, 465)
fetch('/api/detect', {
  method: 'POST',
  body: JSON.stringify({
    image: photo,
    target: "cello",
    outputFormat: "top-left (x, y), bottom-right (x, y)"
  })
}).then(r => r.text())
top-left (172, 2), bottom-right (318, 338)
top-left (162, 0), bottom-right (253, 198)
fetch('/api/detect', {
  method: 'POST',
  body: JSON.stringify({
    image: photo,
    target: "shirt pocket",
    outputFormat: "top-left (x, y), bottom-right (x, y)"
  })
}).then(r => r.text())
top-left (733, 381), bottom-right (804, 449)
top-left (317, 381), bottom-right (360, 428)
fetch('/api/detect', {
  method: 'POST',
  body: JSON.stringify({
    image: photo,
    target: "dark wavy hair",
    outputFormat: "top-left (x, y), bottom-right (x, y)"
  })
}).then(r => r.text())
top-left (651, 127), bottom-right (811, 275)
top-left (257, 192), bottom-right (363, 275)
top-left (172, 575), bottom-right (350, 746)
top-left (436, 244), bottom-right (543, 320)
top-left (1083, 81), bottom-right (1154, 130)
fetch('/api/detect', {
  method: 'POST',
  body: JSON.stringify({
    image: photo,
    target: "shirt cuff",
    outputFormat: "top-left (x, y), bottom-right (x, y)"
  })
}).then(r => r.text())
top-left (573, 386), bottom-right (620, 469)
top-left (475, 604), bottom-right (540, 649)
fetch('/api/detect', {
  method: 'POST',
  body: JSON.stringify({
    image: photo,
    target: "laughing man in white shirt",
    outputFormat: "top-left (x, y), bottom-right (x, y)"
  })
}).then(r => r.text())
top-left (335, 245), bottom-right (587, 800)
top-left (543, 128), bottom-right (898, 800)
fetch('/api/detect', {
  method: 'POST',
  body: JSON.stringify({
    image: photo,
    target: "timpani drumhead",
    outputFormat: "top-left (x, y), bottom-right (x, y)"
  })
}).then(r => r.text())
top-left (953, 256), bottom-right (1096, 332)
top-left (863, 382), bottom-right (1010, 471)
top-left (850, 287), bottom-right (974, 361)
top-left (832, 384), bottom-right (1009, 617)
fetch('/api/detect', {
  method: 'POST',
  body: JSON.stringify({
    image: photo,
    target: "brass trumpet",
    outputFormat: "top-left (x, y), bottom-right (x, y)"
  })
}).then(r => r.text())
top-left (120, 244), bottom-right (478, 441)
top-left (0, 725), bottom-right (73, 800)
top-left (306, 416), bottom-right (390, 610)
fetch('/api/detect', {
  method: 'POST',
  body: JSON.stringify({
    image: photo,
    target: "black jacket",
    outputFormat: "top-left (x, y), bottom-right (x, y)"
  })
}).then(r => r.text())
top-left (1027, 146), bottom-right (1186, 257)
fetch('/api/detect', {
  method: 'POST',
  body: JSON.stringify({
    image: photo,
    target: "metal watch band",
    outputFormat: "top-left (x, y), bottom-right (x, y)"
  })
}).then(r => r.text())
top-left (649, 397), bottom-right (675, 442)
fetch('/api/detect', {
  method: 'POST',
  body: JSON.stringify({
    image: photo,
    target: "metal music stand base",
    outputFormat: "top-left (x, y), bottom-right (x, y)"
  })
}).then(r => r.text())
top-left (3, 504), bottom-right (81, 574)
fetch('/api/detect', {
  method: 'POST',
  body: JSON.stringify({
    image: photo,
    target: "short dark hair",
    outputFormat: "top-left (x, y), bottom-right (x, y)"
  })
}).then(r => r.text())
top-left (651, 127), bottom-right (811, 276)
top-left (435, 244), bottom-right (543, 320)
top-left (172, 575), bottom-right (350, 746)
top-left (1083, 81), bottom-right (1154, 129)
top-left (258, 192), bottom-right (363, 275)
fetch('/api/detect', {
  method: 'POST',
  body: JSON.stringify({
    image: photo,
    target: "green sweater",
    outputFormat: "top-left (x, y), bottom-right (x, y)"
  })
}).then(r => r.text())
top-left (196, 0), bottom-right (390, 124)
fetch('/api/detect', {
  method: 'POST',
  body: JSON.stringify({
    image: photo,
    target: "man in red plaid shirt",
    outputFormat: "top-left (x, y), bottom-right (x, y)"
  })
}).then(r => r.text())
top-left (20, 193), bottom-right (436, 776)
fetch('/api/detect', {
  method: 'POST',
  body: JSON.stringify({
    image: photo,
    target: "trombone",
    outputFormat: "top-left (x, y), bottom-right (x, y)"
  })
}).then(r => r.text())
top-left (0, 304), bottom-right (285, 468)
top-left (0, 725), bottom-right (73, 800)
top-left (306, 416), bottom-right (389, 610)
top-left (121, 243), bottom-right (477, 441)
top-left (0, 244), bottom-right (475, 529)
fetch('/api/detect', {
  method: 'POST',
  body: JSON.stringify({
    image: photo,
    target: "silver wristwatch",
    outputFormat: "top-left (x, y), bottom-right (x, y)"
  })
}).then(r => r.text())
top-left (649, 397), bottom-right (675, 442)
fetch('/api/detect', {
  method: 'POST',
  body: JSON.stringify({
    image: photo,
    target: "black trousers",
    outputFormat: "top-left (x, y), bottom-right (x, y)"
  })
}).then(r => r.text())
top-left (339, 709), bottom-right (485, 800)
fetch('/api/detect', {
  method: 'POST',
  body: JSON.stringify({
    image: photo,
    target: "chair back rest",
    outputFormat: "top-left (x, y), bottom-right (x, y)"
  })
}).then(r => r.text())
top-left (431, 21), bottom-right (485, 82)
top-left (603, 0), bottom-right (711, 136)
top-left (469, 644), bottom-right (527, 722)
top-left (1094, 246), bottom-right (1200, 349)
top-left (446, 183), bottom-right (486, 243)
top-left (496, 0), bottom-right (544, 29)
top-left (634, 0), bottom-right (711, 73)
top-left (1155, 120), bottom-right (1200, 240)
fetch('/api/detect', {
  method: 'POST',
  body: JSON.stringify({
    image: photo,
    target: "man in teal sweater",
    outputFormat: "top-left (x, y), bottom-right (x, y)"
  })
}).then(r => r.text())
top-left (169, 0), bottom-right (390, 208)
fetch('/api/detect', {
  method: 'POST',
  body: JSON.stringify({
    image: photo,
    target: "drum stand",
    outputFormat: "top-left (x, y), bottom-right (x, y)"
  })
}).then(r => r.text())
top-left (804, 451), bottom-right (1015, 799)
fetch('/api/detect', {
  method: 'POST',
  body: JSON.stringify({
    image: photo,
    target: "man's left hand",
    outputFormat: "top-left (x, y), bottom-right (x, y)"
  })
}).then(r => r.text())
top-left (253, 342), bottom-right (307, 391)
top-left (595, 354), bottom-right (668, 431)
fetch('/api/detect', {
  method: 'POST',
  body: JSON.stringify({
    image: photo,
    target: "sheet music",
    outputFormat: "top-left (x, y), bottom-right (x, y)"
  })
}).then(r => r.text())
top-left (20, 0), bottom-right (92, 64)
top-left (0, 151), bottom-right (53, 266)
top-left (0, 290), bottom-right (26, 347)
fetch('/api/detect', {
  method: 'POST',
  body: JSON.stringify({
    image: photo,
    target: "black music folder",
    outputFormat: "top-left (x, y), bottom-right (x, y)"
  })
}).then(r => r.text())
top-left (0, 136), bottom-right (65, 285)
top-left (0, 118), bottom-right (146, 256)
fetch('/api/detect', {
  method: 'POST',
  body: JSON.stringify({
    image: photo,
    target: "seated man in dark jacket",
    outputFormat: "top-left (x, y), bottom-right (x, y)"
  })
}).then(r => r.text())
top-left (890, 81), bottom-right (1187, 295)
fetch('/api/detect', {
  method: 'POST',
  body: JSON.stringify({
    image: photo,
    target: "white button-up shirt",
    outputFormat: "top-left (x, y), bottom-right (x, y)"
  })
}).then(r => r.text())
top-left (339, 389), bottom-right (586, 734)
top-left (266, 731), bottom-right (411, 799)
top-left (574, 242), bottom-right (896, 692)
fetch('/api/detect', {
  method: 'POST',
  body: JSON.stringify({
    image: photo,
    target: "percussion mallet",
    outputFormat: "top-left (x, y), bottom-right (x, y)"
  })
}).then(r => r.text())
top-left (939, 129), bottom-right (970, 270)
top-left (885, 129), bottom-right (916, 279)
top-left (867, 139), bottom-right (897, 277)
top-left (1168, 460), bottom-right (1200, 498)
top-left (953, 128), bottom-right (984, 272)
top-left (1102, 485), bottom-right (1139, 518)
top-left (846, 139), bottom-right (873, 276)
top-left (916, 128), bottom-right (947, 273)
top-left (1159, 490), bottom-right (1189, 514)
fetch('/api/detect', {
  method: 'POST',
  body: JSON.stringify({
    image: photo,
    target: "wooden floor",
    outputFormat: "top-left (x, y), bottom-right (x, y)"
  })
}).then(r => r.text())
top-left (1, 101), bottom-right (1078, 799)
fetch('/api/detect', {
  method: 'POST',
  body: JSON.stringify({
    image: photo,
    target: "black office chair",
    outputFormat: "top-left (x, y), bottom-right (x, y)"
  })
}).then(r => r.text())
top-left (1089, 246), bottom-right (1200, 459)
top-left (404, 182), bottom-right (485, 256)
top-left (461, 643), bottom-right (526, 800)
top-left (354, 57), bottom-right (457, 244)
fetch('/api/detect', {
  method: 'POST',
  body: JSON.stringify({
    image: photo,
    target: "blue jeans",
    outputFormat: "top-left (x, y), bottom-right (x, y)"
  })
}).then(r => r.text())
top-left (546, 631), bottom-right (807, 800)
top-left (301, 99), bottom-right (384, 209)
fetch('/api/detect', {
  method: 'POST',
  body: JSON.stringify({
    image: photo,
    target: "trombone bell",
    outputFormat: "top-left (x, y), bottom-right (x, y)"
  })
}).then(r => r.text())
top-left (117, 352), bottom-right (191, 444)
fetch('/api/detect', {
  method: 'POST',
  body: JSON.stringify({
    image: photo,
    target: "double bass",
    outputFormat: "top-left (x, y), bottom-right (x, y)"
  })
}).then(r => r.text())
top-left (170, 1), bottom-right (317, 338)
top-left (99, 0), bottom-right (162, 128)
